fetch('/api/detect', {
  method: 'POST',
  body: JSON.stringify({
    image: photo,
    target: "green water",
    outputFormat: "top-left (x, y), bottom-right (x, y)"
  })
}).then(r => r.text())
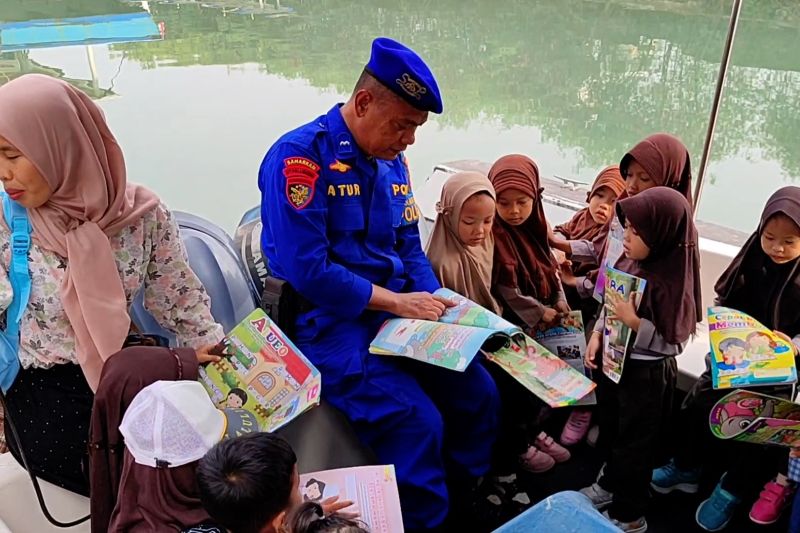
top-left (1, 0), bottom-right (799, 233)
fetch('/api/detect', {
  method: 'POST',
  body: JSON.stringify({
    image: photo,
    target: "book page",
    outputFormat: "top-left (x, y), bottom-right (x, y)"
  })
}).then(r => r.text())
top-left (709, 389), bottom-right (800, 447)
top-left (592, 218), bottom-right (623, 302)
top-left (299, 465), bottom-right (404, 533)
top-left (436, 288), bottom-right (521, 338)
top-left (199, 309), bottom-right (321, 432)
top-left (486, 335), bottom-right (596, 407)
top-left (708, 306), bottom-right (798, 390)
top-left (369, 318), bottom-right (490, 371)
top-left (534, 311), bottom-right (596, 405)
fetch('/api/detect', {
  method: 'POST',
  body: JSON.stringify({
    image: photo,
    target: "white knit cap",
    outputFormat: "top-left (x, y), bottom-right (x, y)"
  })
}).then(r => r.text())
top-left (119, 381), bottom-right (226, 468)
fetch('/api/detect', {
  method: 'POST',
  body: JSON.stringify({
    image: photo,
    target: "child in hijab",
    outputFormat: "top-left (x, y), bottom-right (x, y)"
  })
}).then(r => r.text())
top-left (425, 171), bottom-right (556, 518)
top-left (425, 171), bottom-right (501, 315)
top-left (580, 187), bottom-right (702, 533)
top-left (653, 187), bottom-right (800, 531)
top-left (551, 133), bottom-right (694, 299)
top-left (485, 154), bottom-right (573, 478)
top-left (552, 166), bottom-right (626, 448)
top-left (489, 154), bottom-right (569, 331)
top-left (554, 165), bottom-right (626, 310)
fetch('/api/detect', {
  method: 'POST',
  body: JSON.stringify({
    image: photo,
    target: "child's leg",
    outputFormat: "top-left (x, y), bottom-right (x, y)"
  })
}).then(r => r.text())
top-left (722, 443), bottom-right (788, 501)
top-left (671, 371), bottom-right (727, 471)
top-left (601, 358), bottom-right (676, 522)
top-left (480, 359), bottom-right (536, 472)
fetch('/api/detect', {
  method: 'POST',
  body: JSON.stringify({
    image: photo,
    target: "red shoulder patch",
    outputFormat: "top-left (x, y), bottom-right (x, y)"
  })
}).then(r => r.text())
top-left (283, 157), bottom-right (320, 210)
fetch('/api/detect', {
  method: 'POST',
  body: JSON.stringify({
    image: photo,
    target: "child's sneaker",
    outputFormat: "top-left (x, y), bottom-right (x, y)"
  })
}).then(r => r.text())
top-left (602, 510), bottom-right (648, 533)
top-left (749, 478), bottom-right (795, 525)
top-left (696, 477), bottom-right (740, 532)
top-left (534, 431), bottom-right (571, 462)
top-left (519, 445), bottom-right (555, 473)
top-left (560, 409), bottom-right (592, 446)
top-left (651, 459), bottom-right (701, 494)
top-left (579, 482), bottom-right (613, 509)
top-left (586, 424), bottom-right (600, 448)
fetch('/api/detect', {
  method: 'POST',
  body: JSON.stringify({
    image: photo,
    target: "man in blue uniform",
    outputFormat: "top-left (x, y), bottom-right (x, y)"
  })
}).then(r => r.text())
top-left (259, 38), bottom-right (500, 531)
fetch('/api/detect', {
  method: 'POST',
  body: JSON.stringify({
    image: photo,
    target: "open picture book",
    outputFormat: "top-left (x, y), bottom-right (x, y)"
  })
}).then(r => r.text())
top-left (369, 288), bottom-right (522, 371)
top-left (708, 306), bottom-right (797, 390)
top-left (299, 465), bottom-right (404, 533)
top-left (709, 389), bottom-right (800, 448)
top-left (370, 289), bottom-right (596, 407)
top-left (199, 309), bottom-right (321, 433)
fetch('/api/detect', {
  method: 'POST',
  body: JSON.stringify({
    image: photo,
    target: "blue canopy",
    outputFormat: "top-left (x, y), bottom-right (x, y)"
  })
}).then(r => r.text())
top-left (0, 12), bottom-right (161, 52)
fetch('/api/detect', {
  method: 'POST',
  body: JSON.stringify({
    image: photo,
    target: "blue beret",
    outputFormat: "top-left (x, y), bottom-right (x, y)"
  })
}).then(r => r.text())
top-left (364, 37), bottom-right (443, 114)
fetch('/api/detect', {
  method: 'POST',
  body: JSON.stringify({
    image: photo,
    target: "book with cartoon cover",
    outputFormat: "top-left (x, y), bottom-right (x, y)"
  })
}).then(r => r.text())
top-left (485, 334), bottom-right (597, 407)
top-left (299, 465), bottom-right (404, 533)
top-left (369, 288), bottom-right (522, 371)
top-left (533, 311), bottom-right (596, 405)
top-left (199, 309), bottom-right (321, 433)
top-left (602, 266), bottom-right (647, 384)
top-left (708, 306), bottom-right (797, 390)
top-left (709, 389), bottom-right (800, 447)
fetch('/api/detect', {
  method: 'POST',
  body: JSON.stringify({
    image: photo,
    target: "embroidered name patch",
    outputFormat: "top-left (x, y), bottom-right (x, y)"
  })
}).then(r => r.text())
top-left (396, 73), bottom-right (427, 100)
top-left (283, 157), bottom-right (320, 210)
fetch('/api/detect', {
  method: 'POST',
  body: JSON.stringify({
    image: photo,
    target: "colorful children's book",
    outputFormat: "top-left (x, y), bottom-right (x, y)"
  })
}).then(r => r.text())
top-left (199, 309), bottom-right (321, 433)
top-left (369, 288), bottom-right (522, 371)
top-left (533, 311), bottom-right (596, 406)
top-left (485, 334), bottom-right (597, 408)
top-left (592, 217), bottom-right (624, 302)
top-left (601, 266), bottom-right (647, 384)
top-left (708, 306), bottom-right (797, 390)
top-left (299, 465), bottom-right (404, 533)
top-left (709, 389), bottom-right (800, 447)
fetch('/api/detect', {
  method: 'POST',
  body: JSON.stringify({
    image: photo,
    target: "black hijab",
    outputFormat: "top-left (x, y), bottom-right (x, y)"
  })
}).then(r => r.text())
top-left (615, 187), bottom-right (702, 344)
top-left (715, 186), bottom-right (800, 336)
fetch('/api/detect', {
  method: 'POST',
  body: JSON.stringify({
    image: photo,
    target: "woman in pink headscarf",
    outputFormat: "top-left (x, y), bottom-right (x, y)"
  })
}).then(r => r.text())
top-left (0, 74), bottom-right (224, 495)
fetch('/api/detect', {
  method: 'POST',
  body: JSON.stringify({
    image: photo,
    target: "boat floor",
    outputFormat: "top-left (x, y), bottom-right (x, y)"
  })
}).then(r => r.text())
top-left (511, 424), bottom-right (789, 533)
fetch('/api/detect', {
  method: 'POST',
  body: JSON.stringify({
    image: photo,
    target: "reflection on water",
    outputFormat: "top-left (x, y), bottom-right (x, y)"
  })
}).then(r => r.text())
top-left (1, 0), bottom-right (799, 233)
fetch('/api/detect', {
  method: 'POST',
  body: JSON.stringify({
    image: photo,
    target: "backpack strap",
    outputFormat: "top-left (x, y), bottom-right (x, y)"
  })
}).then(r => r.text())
top-left (0, 192), bottom-right (30, 392)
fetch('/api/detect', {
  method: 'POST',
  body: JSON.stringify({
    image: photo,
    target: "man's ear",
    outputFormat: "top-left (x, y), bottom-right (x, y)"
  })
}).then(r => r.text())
top-left (353, 89), bottom-right (373, 117)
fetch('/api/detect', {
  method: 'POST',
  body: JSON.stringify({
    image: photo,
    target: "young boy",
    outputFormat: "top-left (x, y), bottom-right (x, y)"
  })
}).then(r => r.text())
top-left (195, 433), bottom-right (302, 533)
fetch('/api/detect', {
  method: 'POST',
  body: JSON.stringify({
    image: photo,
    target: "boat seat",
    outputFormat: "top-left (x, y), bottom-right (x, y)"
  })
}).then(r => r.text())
top-left (0, 453), bottom-right (89, 532)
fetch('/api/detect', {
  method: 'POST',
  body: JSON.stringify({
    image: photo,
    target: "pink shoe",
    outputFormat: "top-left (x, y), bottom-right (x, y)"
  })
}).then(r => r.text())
top-left (560, 409), bottom-right (592, 446)
top-left (519, 445), bottom-right (555, 473)
top-left (534, 431), bottom-right (571, 463)
top-left (749, 480), bottom-right (795, 525)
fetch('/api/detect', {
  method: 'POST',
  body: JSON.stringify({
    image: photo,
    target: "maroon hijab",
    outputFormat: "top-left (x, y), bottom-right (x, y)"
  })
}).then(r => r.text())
top-left (489, 154), bottom-right (559, 300)
top-left (615, 187), bottom-right (702, 344)
top-left (89, 346), bottom-right (206, 533)
top-left (620, 133), bottom-right (694, 206)
top-left (555, 165), bottom-right (625, 276)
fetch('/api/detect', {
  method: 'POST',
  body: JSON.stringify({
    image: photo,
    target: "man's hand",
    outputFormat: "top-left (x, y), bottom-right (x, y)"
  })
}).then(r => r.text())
top-left (392, 292), bottom-right (456, 321)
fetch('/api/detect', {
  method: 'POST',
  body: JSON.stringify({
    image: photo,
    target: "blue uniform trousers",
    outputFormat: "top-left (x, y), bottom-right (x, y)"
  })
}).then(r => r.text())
top-left (295, 317), bottom-right (500, 530)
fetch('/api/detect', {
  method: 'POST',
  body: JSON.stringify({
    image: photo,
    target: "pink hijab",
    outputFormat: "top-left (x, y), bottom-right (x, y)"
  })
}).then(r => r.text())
top-left (0, 74), bottom-right (160, 390)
